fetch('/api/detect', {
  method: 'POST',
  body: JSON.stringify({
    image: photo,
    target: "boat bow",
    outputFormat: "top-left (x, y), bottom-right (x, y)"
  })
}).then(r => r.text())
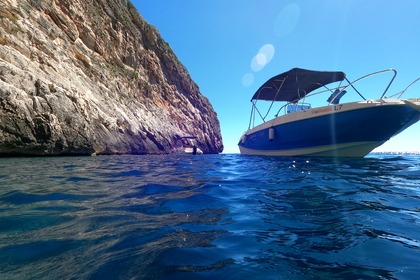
top-left (404, 99), bottom-right (420, 111)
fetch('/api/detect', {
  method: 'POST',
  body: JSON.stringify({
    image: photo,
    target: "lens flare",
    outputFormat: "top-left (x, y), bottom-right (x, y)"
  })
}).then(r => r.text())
top-left (242, 73), bottom-right (254, 87)
top-left (274, 3), bottom-right (301, 37)
top-left (250, 44), bottom-right (275, 72)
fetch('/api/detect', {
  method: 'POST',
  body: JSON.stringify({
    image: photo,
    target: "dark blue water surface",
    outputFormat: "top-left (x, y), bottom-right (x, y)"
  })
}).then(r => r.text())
top-left (0, 154), bottom-right (419, 279)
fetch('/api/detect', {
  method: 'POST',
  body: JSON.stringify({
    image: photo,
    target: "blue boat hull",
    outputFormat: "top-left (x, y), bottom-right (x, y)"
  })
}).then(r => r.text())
top-left (238, 103), bottom-right (420, 157)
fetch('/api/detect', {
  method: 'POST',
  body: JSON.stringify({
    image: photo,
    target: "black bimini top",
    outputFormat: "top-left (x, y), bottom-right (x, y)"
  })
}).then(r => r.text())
top-left (251, 68), bottom-right (346, 103)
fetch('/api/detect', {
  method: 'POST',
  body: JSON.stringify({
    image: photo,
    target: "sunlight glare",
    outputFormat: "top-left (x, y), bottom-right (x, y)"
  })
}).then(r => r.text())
top-left (251, 55), bottom-right (264, 72)
top-left (273, 3), bottom-right (301, 37)
top-left (242, 73), bottom-right (254, 87)
top-left (250, 44), bottom-right (275, 72)
top-left (256, 53), bottom-right (267, 66)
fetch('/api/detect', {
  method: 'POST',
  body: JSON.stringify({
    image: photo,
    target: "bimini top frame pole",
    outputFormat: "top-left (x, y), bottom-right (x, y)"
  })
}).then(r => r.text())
top-left (248, 75), bottom-right (288, 129)
top-left (396, 77), bottom-right (420, 99)
top-left (340, 69), bottom-right (397, 100)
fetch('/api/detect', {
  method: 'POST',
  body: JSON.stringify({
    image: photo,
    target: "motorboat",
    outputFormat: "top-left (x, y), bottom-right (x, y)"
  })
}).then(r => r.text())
top-left (238, 68), bottom-right (420, 157)
top-left (171, 135), bottom-right (203, 155)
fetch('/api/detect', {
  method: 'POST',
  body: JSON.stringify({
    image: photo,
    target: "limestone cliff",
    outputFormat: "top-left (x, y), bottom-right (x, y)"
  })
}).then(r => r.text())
top-left (0, 0), bottom-right (223, 155)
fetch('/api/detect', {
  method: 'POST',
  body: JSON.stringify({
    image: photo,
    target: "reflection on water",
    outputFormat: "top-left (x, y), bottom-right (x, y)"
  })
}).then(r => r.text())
top-left (0, 154), bottom-right (419, 279)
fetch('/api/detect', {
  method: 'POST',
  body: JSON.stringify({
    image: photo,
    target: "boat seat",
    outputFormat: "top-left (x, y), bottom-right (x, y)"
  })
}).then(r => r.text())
top-left (327, 89), bottom-right (346, 104)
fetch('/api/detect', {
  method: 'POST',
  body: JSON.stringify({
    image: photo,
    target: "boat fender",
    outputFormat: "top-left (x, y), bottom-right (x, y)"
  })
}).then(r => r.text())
top-left (269, 127), bottom-right (275, 141)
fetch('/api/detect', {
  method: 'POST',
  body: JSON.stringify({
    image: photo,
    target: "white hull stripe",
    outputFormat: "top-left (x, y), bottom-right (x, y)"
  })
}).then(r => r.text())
top-left (239, 141), bottom-right (385, 157)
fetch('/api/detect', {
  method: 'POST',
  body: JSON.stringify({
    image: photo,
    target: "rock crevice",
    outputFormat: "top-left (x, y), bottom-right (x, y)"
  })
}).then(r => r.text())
top-left (0, 0), bottom-right (223, 155)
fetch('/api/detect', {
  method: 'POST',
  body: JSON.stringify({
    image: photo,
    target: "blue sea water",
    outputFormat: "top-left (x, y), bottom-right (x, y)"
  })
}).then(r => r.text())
top-left (0, 154), bottom-right (419, 279)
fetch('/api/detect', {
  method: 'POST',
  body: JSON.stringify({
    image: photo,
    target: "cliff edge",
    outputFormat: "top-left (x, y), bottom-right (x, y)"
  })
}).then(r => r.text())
top-left (0, 0), bottom-right (223, 155)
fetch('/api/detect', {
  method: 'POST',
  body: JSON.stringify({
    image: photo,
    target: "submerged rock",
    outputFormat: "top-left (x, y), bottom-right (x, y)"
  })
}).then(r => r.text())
top-left (0, 0), bottom-right (223, 156)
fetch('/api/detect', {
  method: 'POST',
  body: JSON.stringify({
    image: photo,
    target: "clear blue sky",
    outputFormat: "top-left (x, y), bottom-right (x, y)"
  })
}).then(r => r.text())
top-left (132, 0), bottom-right (420, 154)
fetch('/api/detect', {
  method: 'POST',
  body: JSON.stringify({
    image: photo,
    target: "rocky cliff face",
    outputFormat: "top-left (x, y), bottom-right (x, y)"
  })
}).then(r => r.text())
top-left (0, 0), bottom-right (223, 155)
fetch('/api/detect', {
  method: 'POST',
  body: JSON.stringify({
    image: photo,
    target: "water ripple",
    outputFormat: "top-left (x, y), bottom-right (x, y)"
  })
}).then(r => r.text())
top-left (0, 154), bottom-right (419, 279)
